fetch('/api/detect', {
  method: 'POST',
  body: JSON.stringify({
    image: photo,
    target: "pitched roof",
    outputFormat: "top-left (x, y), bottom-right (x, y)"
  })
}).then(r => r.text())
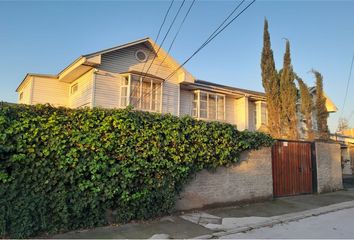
top-left (83, 37), bottom-right (151, 58)
top-left (195, 79), bottom-right (265, 97)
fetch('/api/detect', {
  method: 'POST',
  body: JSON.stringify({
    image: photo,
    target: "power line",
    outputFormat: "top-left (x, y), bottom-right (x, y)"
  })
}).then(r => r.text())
top-left (339, 51), bottom-right (354, 120)
top-left (137, 0), bottom-right (175, 79)
top-left (154, 0), bottom-right (196, 76)
top-left (140, 0), bottom-right (186, 80)
top-left (136, 0), bottom-right (252, 105)
top-left (164, 0), bottom-right (254, 82)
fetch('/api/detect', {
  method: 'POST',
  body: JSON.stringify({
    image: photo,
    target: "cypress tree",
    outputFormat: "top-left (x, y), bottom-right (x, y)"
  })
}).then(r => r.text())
top-left (280, 40), bottom-right (298, 139)
top-left (261, 19), bottom-right (281, 138)
top-left (312, 70), bottom-right (329, 139)
top-left (296, 75), bottom-right (314, 140)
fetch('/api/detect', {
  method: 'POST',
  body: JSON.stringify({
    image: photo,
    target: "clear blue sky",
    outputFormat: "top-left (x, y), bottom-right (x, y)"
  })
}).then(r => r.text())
top-left (1, 0), bottom-right (353, 132)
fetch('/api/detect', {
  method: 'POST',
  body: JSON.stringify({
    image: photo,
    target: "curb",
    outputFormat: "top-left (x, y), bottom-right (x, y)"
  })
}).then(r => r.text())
top-left (193, 200), bottom-right (354, 238)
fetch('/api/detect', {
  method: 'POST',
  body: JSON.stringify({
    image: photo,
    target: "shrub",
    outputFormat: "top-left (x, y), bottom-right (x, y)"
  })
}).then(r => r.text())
top-left (0, 104), bottom-right (273, 238)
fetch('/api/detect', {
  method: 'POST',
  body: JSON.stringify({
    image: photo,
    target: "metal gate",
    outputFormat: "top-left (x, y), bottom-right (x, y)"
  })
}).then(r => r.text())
top-left (272, 140), bottom-right (315, 197)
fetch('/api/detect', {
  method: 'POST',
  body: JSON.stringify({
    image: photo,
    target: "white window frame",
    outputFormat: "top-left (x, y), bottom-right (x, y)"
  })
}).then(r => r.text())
top-left (120, 74), bottom-right (162, 113)
top-left (192, 90), bottom-right (226, 121)
top-left (19, 92), bottom-right (24, 101)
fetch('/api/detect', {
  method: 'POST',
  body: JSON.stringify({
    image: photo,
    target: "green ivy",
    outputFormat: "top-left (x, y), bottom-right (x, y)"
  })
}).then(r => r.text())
top-left (0, 103), bottom-right (273, 238)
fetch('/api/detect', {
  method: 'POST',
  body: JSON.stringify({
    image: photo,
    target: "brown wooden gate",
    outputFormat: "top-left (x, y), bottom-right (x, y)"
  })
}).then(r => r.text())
top-left (272, 140), bottom-right (314, 197)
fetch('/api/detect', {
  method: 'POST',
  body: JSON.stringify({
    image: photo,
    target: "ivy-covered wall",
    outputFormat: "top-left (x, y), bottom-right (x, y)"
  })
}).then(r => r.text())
top-left (0, 104), bottom-right (273, 238)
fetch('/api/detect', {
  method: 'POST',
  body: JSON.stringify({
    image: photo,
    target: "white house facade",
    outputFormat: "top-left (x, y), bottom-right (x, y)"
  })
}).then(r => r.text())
top-left (16, 37), bottom-right (275, 131)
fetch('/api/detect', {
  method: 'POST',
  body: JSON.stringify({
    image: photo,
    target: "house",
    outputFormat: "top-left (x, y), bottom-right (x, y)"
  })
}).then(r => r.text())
top-left (297, 86), bottom-right (338, 139)
top-left (16, 37), bottom-right (337, 133)
top-left (16, 37), bottom-right (268, 131)
top-left (331, 129), bottom-right (354, 175)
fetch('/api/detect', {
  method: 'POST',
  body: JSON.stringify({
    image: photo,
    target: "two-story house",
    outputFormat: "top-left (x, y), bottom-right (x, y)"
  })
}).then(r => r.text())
top-left (16, 37), bottom-right (268, 131)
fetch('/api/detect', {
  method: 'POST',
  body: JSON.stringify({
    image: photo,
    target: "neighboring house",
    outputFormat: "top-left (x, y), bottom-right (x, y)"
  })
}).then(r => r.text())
top-left (16, 37), bottom-right (268, 131)
top-left (331, 129), bottom-right (354, 175)
top-left (297, 86), bottom-right (337, 139)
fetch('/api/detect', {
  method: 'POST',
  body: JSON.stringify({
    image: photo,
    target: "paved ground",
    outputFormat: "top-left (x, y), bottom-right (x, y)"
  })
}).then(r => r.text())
top-left (54, 189), bottom-right (354, 239)
top-left (221, 207), bottom-right (354, 239)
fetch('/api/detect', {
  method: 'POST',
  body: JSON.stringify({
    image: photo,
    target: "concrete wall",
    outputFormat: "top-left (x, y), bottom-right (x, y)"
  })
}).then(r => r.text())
top-left (175, 148), bottom-right (273, 211)
top-left (341, 147), bottom-right (353, 175)
top-left (315, 141), bottom-right (343, 193)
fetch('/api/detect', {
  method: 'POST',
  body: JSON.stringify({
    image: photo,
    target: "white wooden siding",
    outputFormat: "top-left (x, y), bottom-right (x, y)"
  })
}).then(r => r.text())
top-left (68, 70), bottom-right (94, 108)
top-left (18, 78), bottom-right (33, 104)
top-left (180, 89), bottom-right (193, 116)
top-left (94, 72), bottom-right (121, 108)
top-left (162, 81), bottom-right (179, 115)
top-left (248, 101), bottom-right (256, 131)
top-left (31, 77), bottom-right (69, 107)
top-left (225, 96), bottom-right (236, 125)
top-left (98, 43), bottom-right (180, 84)
top-left (235, 97), bottom-right (248, 130)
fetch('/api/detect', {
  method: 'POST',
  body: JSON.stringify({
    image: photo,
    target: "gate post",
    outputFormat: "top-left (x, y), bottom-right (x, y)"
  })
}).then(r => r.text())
top-left (311, 142), bottom-right (318, 193)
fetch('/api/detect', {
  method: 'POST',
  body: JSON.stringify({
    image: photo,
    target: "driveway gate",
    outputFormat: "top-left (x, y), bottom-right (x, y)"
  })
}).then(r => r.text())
top-left (272, 140), bottom-right (316, 197)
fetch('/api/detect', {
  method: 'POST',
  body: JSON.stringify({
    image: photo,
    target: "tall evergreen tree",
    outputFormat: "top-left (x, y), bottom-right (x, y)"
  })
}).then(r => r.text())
top-left (261, 19), bottom-right (281, 138)
top-left (296, 75), bottom-right (314, 140)
top-left (280, 40), bottom-right (298, 139)
top-left (312, 70), bottom-right (330, 139)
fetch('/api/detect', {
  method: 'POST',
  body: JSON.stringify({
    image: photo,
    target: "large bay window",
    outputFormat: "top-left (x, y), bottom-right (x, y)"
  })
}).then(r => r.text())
top-left (120, 74), bottom-right (162, 112)
top-left (192, 90), bottom-right (225, 121)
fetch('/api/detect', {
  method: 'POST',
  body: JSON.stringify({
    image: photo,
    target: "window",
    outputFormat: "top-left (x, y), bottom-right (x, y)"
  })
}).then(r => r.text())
top-left (120, 74), bottom-right (162, 112)
top-left (19, 92), bottom-right (23, 101)
top-left (192, 90), bottom-right (225, 121)
top-left (71, 83), bottom-right (78, 95)
top-left (255, 101), bottom-right (267, 128)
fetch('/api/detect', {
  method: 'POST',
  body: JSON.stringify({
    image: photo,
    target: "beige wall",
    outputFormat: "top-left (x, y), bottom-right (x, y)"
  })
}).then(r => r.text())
top-left (175, 148), bottom-right (273, 211)
top-left (94, 71), bottom-right (121, 109)
top-left (68, 70), bottom-right (94, 108)
top-left (17, 78), bottom-right (33, 104)
top-left (31, 77), bottom-right (69, 107)
top-left (315, 141), bottom-right (343, 193)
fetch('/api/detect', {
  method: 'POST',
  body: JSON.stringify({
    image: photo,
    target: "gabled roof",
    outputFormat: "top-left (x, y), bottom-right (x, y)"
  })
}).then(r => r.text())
top-left (309, 86), bottom-right (338, 112)
top-left (192, 79), bottom-right (266, 100)
top-left (16, 73), bottom-right (57, 92)
top-left (83, 37), bottom-right (151, 58)
top-left (16, 37), bottom-right (195, 91)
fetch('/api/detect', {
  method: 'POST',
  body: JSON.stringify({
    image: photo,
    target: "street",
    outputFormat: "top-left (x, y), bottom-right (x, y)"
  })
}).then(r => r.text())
top-left (221, 207), bottom-right (354, 239)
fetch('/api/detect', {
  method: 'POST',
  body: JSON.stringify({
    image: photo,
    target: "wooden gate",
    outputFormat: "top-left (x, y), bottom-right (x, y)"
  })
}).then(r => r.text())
top-left (272, 140), bottom-right (315, 197)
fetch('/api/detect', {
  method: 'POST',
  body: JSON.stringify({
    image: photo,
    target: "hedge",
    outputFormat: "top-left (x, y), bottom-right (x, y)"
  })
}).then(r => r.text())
top-left (0, 104), bottom-right (273, 238)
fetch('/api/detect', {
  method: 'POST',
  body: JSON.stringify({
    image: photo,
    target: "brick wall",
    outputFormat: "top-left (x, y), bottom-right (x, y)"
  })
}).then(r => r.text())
top-left (175, 147), bottom-right (273, 211)
top-left (315, 141), bottom-right (343, 193)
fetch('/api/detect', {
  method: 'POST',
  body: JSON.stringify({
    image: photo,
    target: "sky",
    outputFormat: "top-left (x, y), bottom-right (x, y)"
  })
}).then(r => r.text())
top-left (0, 0), bottom-right (353, 132)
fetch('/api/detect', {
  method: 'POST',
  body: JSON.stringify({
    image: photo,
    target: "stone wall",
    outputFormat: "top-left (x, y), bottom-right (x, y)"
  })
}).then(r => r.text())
top-left (315, 141), bottom-right (343, 193)
top-left (175, 147), bottom-right (273, 211)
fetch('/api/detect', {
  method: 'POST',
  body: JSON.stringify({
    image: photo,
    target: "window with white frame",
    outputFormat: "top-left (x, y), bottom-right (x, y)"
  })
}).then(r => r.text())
top-left (192, 90), bottom-right (225, 121)
top-left (19, 92), bottom-right (24, 101)
top-left (120, 74), bottom-right (162, 112)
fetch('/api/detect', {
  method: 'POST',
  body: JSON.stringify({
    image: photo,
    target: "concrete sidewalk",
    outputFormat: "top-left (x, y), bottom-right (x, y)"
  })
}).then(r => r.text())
top-left (53, 190), bottom-right (354, 239)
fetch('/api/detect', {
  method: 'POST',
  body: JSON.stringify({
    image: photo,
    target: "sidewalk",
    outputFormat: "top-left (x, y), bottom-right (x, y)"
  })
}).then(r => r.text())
top-left (53, 190), bottom-right (354, 239)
